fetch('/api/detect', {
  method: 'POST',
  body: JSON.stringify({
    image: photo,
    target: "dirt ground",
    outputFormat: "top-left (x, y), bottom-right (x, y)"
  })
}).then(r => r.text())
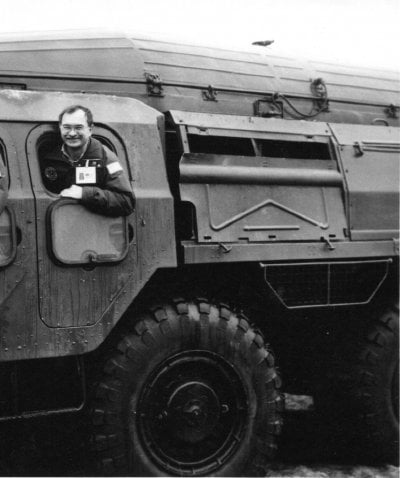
top-left (0, 394), bottom-right (398, 477)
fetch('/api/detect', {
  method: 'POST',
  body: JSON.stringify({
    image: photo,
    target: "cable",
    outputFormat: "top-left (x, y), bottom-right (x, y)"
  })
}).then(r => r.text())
top-left (273, 92), bottom-right (329, 119)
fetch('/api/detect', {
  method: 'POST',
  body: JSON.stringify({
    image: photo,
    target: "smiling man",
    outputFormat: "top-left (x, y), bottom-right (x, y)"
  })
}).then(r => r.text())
top-left (42, 105), bottom-right (135, 217)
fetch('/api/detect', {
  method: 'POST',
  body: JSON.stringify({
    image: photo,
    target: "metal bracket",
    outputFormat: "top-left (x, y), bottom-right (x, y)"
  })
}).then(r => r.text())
top-left (253, 98), bottom-right (283, 117)
top-left (321, 236), bottom-right (335, 251)
top-left (218, 242), bottom-right (232, 253)
top-left (353, 141), bottom-right (364, 156)
top-left (310, 78), bottom-right (330, 112)
top-left (202, 85), bottom-right (218, 101)
top-left (393, 238), bottom-right (399, 255)
top-left (144, 72), bottom-right (164, 97)
top-left (385, 103), bottom-right (399, 119)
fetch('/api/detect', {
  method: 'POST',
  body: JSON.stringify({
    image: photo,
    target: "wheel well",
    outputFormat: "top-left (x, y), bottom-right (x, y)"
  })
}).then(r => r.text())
top-left (86, 259), bottom-right (399, 396)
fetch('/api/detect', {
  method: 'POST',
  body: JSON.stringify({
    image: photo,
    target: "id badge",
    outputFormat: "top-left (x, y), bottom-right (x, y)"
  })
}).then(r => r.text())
top-left (76, 166), bottom-right (97, 185)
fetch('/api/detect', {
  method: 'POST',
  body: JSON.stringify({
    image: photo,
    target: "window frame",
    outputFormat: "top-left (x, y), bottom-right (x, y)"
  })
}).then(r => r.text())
top-left (0, 206), bottom-right (17, 268)
top-left (46, 199), bottom-right (129, 266)
top-left (29, 123), bottom-right (132, 266)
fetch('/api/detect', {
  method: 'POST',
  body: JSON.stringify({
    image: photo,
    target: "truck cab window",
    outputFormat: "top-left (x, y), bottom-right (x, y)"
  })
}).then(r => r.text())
top-left (38, 132), bottom-right (62, 193)
top-left (36, 131), bottom-right (129, 265)
top-left (38, 132), bottom-right (117, 194)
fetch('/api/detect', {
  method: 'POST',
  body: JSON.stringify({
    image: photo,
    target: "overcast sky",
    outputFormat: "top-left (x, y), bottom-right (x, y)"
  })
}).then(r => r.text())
top-left (0, 0), bottom-right (399, 70)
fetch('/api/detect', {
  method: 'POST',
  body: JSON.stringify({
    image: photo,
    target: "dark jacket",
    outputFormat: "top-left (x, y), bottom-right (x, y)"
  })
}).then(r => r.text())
top-left (42, 137), bottom-right (135, 217)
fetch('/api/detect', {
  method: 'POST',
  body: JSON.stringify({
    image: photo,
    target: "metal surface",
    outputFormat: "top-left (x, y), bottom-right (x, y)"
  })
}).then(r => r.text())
top-left (0, 357), bottom-right (86, 421)
top-left (329, 123), bottom-right (400, 240)
top-left (137, 350), bottom-right (247, 476)
top-left (169, 110), bottom-right (332, 137)
top-left (182, 240), bottom-right (397, 263)
top-left (0, 34), bottom-right (397, 365)
top-left (180, 154), bottom-right (343, 186)
top-left (0, 32), bottom-right (398, 125)
top-left (173, 111), bottom-right (347, 244)
top-left (0, 90), bottom-right (176, 359)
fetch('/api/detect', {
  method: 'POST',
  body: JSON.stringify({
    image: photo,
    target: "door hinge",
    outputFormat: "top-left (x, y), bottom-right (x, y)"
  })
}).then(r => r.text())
top-left (202, 85), bottom-right (218, 101)
top-left (385, 103), bottom-right (399, 119)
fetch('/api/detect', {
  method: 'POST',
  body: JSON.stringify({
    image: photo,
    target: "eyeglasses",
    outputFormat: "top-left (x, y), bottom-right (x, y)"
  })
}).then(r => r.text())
top-left (61, 125), bottom-right (88, 132)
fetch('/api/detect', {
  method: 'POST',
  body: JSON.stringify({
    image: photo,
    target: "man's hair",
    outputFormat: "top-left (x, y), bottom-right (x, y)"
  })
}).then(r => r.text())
top-left (58, 105), bottom-right (94, 127)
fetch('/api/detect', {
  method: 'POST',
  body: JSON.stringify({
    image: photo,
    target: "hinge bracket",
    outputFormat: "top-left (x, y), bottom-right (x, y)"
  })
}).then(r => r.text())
top-left (202, 85), bottom-right (218, 101)
top-left (353, 141), bottom-right (364, 156)
top-left (385, 103), bottom-right (399, 119)
top-left (254, 97), bottom-right (283, 117)
top-left (321, 236), bottom-right (335, 251)
top-left (144, 72), bottom-right (164, 97)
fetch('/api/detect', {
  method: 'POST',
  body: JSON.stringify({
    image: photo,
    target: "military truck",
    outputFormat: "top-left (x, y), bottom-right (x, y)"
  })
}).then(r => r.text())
top-left (0, 31), bottom-right (398, 475)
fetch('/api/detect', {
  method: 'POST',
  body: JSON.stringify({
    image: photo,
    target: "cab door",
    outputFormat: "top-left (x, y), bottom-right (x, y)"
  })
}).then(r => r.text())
top-left (26, 123), bottom-right (135, 328)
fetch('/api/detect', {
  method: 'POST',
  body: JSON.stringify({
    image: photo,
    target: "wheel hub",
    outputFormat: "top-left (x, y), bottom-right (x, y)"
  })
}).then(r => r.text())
top-left (135, 350), bottom-right (248, 475)
top-left (167, 381), bottom-right (220, 443)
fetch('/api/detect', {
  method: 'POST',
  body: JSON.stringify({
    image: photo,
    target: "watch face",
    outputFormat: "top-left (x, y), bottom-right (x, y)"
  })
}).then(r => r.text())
top-left (44, 166), bottom-right (58, 181)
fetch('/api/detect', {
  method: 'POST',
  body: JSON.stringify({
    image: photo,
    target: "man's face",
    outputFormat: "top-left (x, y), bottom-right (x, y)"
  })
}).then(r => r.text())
top-left (60, 109), bottom-right (92, 150)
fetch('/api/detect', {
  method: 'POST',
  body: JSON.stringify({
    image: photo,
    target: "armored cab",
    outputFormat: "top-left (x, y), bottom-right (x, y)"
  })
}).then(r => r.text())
top-left (0, 31), bottom-right (398, 475)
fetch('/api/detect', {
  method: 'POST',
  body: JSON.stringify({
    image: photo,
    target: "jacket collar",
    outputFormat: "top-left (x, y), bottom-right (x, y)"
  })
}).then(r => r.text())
top-left (62, 138), bottom-right (91, 162)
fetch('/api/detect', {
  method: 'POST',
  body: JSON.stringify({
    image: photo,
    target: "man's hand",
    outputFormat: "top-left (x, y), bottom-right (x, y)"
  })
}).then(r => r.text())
top-left (60, 185), bottom-right (83, 199)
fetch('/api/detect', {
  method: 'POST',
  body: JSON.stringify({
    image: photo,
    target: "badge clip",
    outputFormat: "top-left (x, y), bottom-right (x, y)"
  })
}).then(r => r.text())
top-left (76, 160), bottom-right (97, 185)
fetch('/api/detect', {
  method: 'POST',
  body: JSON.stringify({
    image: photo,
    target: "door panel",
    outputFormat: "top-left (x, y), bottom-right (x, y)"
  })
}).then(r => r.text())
top-left (329, 123), bottom-right (399, 240)
top-left (171, 111), bottom-right (348, 244)
top-left (27, 124), bottom-right (135, 328)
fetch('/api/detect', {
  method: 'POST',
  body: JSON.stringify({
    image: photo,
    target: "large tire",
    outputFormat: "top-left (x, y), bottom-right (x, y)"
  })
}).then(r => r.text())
top-left (316, 304), bottom-right (399, 464)
top-left (348, 304), bottom-right (399, 464)
top-left (90, 298), bottom-right (283, 476)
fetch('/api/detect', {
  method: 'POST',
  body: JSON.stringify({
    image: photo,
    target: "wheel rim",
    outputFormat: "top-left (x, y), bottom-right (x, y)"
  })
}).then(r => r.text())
top-left (134, 350), bottom-right (248, 475)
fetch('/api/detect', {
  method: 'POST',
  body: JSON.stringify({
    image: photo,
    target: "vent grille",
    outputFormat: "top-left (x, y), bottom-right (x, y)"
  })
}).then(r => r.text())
top-left (263, 260), bottom-right (390, 309)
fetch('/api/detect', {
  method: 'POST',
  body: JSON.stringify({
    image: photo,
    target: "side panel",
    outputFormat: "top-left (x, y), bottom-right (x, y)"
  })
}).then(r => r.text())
top-left (0, 34), bottom-right (399, 126)
top-left (128, 122), bottom-right (177, 289)
top-left (330, 123), bottom-right (399, 240)
top-left (174, 112), bottom-right (348, 245)
top-left (0, 124), bottom-right (39, 358)
top-left (180, 155), bottom-right (346, 243)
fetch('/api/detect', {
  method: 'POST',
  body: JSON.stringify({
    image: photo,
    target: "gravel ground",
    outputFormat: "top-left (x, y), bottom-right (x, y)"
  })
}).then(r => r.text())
top-left (0, 394), bottom-right (397, 477)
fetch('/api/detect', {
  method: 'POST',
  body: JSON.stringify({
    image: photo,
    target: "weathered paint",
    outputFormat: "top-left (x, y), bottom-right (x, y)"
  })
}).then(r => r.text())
top-left (170, 110), bottom-right (398, 249)
top-left (0, 34), bottom-right (397, 365)
top-left (0, 32), bottom-right (398, 126)
top-left (0, 90), bottom-right (176, 360)
top-left (329, 123), bottom-right (400, 240)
